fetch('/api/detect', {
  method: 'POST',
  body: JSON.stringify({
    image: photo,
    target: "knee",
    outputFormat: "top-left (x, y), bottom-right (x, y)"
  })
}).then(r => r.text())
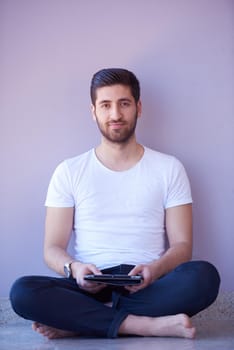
top-left (197, 260), bottom-right (220, 288)
top-left (190, 261), bottom-right (221, 304)
top-left (10, 276), bottom-right (36, 317)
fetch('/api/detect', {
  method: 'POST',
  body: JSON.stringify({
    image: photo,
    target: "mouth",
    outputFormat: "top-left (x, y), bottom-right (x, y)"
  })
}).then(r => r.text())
top-left (108, 122), bottom-right (126, 129)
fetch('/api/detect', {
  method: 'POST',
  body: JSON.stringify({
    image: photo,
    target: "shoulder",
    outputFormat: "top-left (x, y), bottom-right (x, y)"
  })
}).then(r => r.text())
top-left (143, 147), bottom-right (192, 206)
top-left (142, 147), bottom-right (190, 186)
top-left (56, 149), bottom-right (94, 174)
top-left (47, 149), bottom-right (94, 187)
top-left (143, 146), bottom-right (182, 168)
top-left (64, 149), bottom-right (93, 167)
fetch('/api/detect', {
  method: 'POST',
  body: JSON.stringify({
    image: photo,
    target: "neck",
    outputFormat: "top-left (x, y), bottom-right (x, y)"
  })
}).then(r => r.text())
top-left (95, 136), bottom-right (144, 171)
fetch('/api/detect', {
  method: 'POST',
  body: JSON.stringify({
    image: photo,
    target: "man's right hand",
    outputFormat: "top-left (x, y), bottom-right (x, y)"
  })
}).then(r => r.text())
top-left (71, 262), bottom-right (106, 294)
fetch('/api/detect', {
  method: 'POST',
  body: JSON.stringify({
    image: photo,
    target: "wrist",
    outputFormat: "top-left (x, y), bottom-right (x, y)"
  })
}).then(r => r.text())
top-left (149, 260), bottom-right (163, 281)
top-left (70, 261), bottom-right (81, 278)
top-left (64, 260), bottom-right (78, 278)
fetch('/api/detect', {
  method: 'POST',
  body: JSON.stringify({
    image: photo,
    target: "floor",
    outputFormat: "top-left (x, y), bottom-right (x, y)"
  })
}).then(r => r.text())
top-left (1, 293), bottom-right (234, 350)
top-left (0, 319), bottom-right (234, 350)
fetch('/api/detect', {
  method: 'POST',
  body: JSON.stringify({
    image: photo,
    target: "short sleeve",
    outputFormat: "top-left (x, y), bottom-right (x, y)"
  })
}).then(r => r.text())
top-left (45, 161), bottom-right (74, 207)
top-left (165, 158), bottom-right (192, 209)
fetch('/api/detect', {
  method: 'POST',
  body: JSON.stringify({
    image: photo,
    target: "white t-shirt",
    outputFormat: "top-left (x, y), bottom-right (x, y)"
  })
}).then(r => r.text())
top-left (45, 146), bottom-right (192, 269)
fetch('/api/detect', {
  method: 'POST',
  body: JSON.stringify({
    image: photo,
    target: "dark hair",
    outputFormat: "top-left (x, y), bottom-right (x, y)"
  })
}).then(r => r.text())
top-left (90, 68), bottom-right (140, 104)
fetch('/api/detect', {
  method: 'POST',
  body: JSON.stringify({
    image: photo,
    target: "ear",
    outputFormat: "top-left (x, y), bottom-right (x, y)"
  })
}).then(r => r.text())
top-left (137, 100), bottom-right (142, 118)
top-left (91, 104), bottom-right (97, 121)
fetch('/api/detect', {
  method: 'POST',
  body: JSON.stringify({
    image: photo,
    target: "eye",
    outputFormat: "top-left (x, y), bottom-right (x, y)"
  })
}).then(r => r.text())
top-left (120, 101), bottom-right (131, 108)
top-left (101, 103), bottom-right (110, 109)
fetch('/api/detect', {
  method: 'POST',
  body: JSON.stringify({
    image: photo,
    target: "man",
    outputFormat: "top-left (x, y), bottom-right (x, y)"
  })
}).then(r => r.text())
top-left (10, 68), bottom-right (220, 339)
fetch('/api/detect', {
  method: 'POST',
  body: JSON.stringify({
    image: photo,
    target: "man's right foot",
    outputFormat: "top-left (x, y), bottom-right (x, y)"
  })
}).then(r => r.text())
top-left (32, 322), bottom-right (79, 339)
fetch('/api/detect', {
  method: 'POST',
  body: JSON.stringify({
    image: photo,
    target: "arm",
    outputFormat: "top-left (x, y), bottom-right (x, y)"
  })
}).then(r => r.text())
top-left (44, 207), bottom-right (75, 275)
top-left (127, 203), bottom-right (193, 292)
top-left (44, 207), bottom-right (105, 293)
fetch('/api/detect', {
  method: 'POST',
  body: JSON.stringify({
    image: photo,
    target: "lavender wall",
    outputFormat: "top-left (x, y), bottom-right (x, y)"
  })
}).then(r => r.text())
top-left (1, 0), bottom-right (233, 297)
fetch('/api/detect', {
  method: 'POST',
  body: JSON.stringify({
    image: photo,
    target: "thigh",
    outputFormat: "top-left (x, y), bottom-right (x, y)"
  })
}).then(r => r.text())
top-left (10, 275), bottom-right (113, 308)
top-left (10, 275), bottom-right (117, 335)
top-left (10, 275), bottom-right (79, 303)
top-left (116, 260), bottom-right (220, 317)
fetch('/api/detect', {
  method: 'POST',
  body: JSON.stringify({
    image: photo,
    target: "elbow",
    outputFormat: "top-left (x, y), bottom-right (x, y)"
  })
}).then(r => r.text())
top-left (182, 241), bottom-right (193, 262)
top-left (43, 244), bottom-right (54, 268)
top-left (173, 241), bottom-right (192, 263)
top-left (43, 248), bottom-right (50, 267)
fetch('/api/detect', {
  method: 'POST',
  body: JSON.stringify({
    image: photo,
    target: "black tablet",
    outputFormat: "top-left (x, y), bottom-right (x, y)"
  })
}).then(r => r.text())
top-left (84, 274), bottom-right (143, 286)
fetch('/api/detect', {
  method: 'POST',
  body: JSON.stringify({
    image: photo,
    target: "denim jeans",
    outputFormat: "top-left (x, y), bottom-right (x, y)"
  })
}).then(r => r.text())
top-left (10, 260), bottom-right (220, 338)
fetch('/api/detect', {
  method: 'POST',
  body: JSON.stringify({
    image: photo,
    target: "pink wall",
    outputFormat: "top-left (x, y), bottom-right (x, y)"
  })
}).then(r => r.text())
top-left (1, 0), bottom-right (233, 296)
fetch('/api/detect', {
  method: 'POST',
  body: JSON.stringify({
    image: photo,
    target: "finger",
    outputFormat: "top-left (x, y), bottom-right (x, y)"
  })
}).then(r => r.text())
top-left (84, 284), bottom-right (106, 294)
top-left (82, 278), bottom-right (101, 287)
top-left (125, 283), bottom-right (142, 292)
top-left (125, 286), bottom-right (141, 294)
top-left (125, 279), bottom-right (146, 293)
top-left (82, 280), bottom-right (106, 290)
top-left (88, 264), bottom-right (102, 275)
top-left (128, 265), bottom-right (143, 276)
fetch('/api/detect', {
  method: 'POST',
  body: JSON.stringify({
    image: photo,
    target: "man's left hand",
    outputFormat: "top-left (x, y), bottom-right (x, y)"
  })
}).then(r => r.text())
top-left (125, 264), bottom-right (154, 293)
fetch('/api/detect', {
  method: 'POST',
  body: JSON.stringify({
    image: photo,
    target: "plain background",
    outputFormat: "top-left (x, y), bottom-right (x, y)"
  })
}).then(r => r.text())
top-left (0, 0), bottom-right (233, 297)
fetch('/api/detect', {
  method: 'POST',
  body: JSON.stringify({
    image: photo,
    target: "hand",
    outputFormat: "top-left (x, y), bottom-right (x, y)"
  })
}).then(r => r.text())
top-left (72, 262), bottom-right (106, 294)
top-left (125, 264), bottom-right (154, 293)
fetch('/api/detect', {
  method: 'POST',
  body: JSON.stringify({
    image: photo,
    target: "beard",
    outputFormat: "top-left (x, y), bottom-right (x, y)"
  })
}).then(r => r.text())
top-left (95, 112), bottom-right (138, 144)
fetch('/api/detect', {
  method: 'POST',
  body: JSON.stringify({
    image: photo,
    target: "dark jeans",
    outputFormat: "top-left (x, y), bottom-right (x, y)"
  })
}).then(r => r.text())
top-left (10, 261), bottom-right (220, 338)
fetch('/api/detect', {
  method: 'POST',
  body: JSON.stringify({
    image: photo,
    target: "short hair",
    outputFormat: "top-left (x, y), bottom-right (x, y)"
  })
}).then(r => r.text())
top-left (90, 68), bottom-right (140, 104)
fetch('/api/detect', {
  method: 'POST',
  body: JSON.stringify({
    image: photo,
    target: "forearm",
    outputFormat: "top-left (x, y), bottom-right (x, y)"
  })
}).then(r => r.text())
top-left (151, 203), bottom-right (193, 280)
top-left (44, 245), bottom-right (76, 276)
top-left (44, 245), bottom-right (106, 294)
top-left (150, 241), bottom-right (192, 281)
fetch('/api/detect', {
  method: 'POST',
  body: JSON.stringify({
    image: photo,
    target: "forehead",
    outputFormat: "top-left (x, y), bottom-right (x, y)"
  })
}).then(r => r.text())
top-left (95, 84), bottom-right (134, 103)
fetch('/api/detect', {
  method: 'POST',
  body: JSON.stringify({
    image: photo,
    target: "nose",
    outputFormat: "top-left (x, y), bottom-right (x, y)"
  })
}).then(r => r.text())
top-left (110, 104), bottom-right (122, 121)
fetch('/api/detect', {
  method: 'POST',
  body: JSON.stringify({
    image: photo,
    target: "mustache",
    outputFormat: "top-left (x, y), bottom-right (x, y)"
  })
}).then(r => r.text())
top-left (107, 120), bottom-right (126, 125)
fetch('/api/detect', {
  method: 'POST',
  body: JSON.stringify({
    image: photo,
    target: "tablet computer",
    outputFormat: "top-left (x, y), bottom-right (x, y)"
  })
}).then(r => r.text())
top-left (84, 274), bottom-right (143, 286)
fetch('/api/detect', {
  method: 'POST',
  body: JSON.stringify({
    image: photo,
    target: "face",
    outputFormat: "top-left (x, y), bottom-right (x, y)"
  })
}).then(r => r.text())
top-left (92, 84), bottom-right (142, 144)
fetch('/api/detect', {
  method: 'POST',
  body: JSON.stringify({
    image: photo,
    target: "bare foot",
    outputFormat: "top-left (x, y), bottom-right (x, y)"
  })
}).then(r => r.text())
top-left (150, 314), bottom-right (196, 338)
top-left (119, 313), bottom-right (196, 339)
top-left (32, 322), bottom-right (79, 339)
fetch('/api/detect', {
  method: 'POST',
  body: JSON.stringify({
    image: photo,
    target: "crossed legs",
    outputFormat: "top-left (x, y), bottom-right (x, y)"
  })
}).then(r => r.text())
top-left (10, 261), bottom-right (220, 339)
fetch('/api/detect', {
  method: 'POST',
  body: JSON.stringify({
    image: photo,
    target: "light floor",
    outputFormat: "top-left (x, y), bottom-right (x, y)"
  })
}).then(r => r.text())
top-left (0, 319), bottom-right (234, 350)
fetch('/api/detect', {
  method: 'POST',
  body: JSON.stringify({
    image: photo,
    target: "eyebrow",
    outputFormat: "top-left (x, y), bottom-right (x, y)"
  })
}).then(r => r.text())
top-left (98, 98), bottom-right (132, 105)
